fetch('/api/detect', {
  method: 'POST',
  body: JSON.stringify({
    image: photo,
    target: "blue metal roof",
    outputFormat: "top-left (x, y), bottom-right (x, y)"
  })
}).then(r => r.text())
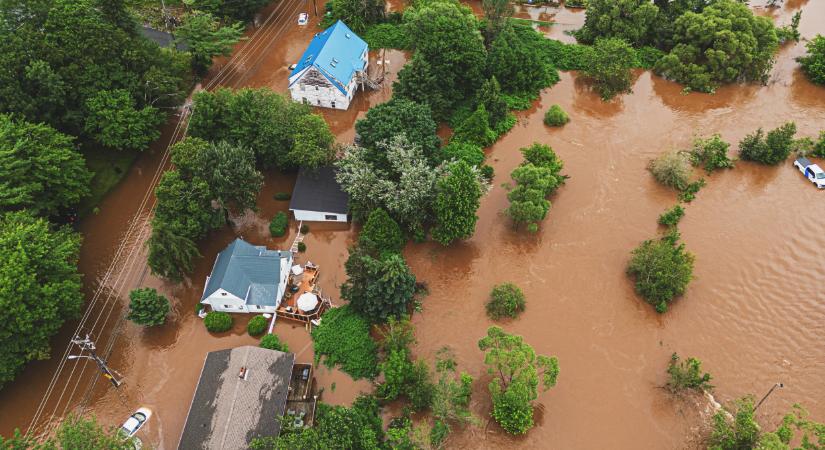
top-left (201, 239), bottom-right (292, 307)
top-left (289, 20), bottom-right (368, 95)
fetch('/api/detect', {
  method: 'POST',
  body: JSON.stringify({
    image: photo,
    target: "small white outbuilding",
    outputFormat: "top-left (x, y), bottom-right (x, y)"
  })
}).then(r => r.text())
top-left (289, 166), bottom-right (349, 222)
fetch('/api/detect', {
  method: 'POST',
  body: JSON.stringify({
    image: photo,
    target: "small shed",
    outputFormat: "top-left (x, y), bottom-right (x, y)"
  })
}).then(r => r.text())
top-left (178, 346), bottom-right (295, 449)
top-left (289, 166), bottom-right (349, 222)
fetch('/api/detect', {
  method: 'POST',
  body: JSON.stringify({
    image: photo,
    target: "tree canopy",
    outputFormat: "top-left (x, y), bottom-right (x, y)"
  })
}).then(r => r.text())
top-left (583, 38), bottom-right (636, 100)
top-left (576, 0), bottom-right (659, 47)
top-left (0, 115), bottom-right (92, 216)
top-left (359, 208), bottom-right (406, 256)
top-left (127, 287), bottom-right (170, 327)
top-left (799, 35), bottom-right (825, 86)
top-left (175, 11), bottom-right (244, 74)
top-left (0, 211), bottom-right (83, 389)
top-left (354, 97), bottom-right (441, 168)
top-left (431, 161), bottom-right (483, 245)
top-left (341, 248), bottom-right (417, 323)
top-left (505, 143), bottom-right (566, 231)
top-left (627, 230), bottom-right (694, 313)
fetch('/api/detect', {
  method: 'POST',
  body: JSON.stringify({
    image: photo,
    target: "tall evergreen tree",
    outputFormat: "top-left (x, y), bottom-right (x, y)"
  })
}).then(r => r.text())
top-left (432, 161), bottom-right (482, 245)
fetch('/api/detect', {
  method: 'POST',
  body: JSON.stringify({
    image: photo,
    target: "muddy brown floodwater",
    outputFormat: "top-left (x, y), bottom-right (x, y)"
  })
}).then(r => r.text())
top-left (2, 1), bottom-right (825, 449)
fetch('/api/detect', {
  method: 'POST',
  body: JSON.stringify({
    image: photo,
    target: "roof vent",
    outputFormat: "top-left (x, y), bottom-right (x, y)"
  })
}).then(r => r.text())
top-left (332, 57), bottom-right (339, 63)
top-left (345, 33), bottom-right (351, 38)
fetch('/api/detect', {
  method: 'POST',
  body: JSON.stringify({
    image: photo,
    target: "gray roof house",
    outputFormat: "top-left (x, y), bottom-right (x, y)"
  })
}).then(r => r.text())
top-left (178, 346), bottom-right (295, 449)
top-left (288, 166), bottom-right (349, 222)
top-left (200, 238), bottom-right (293, 313)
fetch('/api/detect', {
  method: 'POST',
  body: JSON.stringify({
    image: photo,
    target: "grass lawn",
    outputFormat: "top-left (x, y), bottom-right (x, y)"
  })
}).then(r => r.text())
top-left (77, 148), bottom-right (139, 217)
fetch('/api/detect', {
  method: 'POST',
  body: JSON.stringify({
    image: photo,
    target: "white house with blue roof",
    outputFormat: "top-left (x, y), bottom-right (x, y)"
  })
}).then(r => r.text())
top-left (200, 238), bottom-right (293, 314)
top-left (288, 20), bottom-right (368, 110)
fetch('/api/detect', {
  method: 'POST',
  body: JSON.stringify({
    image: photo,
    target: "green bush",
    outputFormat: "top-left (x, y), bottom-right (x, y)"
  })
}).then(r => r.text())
top-left (709, 397), bottom-right (761, 450)
top-left (363, 23), bottom-right (410, 49)
top-left (204, 311), bottom-right (233, 332)
top-left (688, 135), bottom-right (734, 173)
top-left (269, 211), bottom-right (288, 237)
top-left (311, 305), bottom-right (379, 379)
top-left (273, 192), bottom-right (291, 201)
top-left (359, 208), bottom-right (406, 256)
top-left (297, 242), bottom-right (307, 252)
top-left (300, 224), bottom-right (309, 234)
top-left (260, 333), bottom-right (290, 352)
top-left (666, 353), bottom-right (713, 393)
top-left (543, 105), bottom-right (570, 127)
top-left (813, 131), bottom-right (825, 158)
top-left (627, 231), bottom-right (694, 313)
top-left (678, 179), bottom-right (706, 203)
top-left (650, 151), bottom-right (692, 191)
top-left (505, 143), bottom-right (566, 230)
top-left (739, 122), bottom-right (797, 165)
top-left (486, 283), bottom-right (526, 320)
top-left (452, 105), bottom-right (497, 147)
top-left (441, 141), bottom-right (485, 167)
top-left (247, 315), bottom-right (267, 336)
top-left (481, 165), bottom-right (495, 181)
top-left (798, 34), bottom-right (825, 86)
top-left (430, 420), bottom-right (449, 448)
top-left (583, 38), bottom-right (636, 100)
top-left (565, 0), bottom-right (587, 8)
top-left (127, 287), bottom-right (170, 327)
top-left (658, 205), bottom-right (685, 227)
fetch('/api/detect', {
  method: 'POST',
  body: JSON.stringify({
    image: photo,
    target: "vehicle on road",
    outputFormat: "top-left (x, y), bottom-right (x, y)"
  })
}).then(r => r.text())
top-left (793, 157), bottom-right (825, 189)
top-left (298, 13), bottom-right (308, 26)
top-left (120, 407), bottom-right (152, 438)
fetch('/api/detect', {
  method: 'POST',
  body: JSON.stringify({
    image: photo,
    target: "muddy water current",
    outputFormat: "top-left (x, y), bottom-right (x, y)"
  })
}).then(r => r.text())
top-left (1, 1), bottom-right (825, 449)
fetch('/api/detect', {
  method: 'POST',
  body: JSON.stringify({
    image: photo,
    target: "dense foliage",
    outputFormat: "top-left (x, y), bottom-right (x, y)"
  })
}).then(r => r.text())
top-left (799, 35), bottom-right (825, 86)
top-left (431, 161), bottom-right (483, 245)
top-left (378, 347), bottom-right (434, 411)
top-left (330, 0), bottom-right (386, 33)
top-left (505, 143), bottom-right (566, 231)
top-left (486, 283), bottom-right (527, 320)
top-left (0, 115), bottom-right (92, 216)
top-left (188, 0), bottom-right (269, 22)
top-left (544, 105), bottom-right (570, 127)
top-left (583, 38), bottom-right (636, 100)
top-left (487, 24), bottom-right (555, 96)
top-left (188, 88), bottom-right (333, 170)
top-left (627, 230), bottom-right (694, 313)
top-left (0, 414), bottom-right (137, 449)
top-left (739, 122), bottom-right (797, 165)
top-left (127, 287), bottom-right (170, 327)
top-left (650, 151), bottom-right (692, 191)
top-left (0, 211), bottom-right (83, 389)
top-left (688, 134), bottom-right (734, 173)
top-left (354, 97), bottom-right (441, 168)
top-left (431, 348), bottom-right (476, 440)
top-left (658, 205), bottom-right (685, 228)
top-left (341, 248), bottom-right (417, 322)
top-left (575, 0), bottom-right (658, 47)
top-left (478, 326), bottom-right (560, 434)
top-left (247, 315), bottom-right (268, 336)
top-left (666, 353), bottom-right (712, 393)
top-left (175, 11), bottom-right (244, 74)
top-left (269, 212), bottom-right (288, 237)
top-left (260, 333), bottom-right (290, 352)
top-left (440, 141), bottom-right (485, 167)
top-left (204, 311), bottom-right (233, 332)
top-left (359, 208), bottom-right (406, 256)
top-left (709, 397), bottom-right (762, 450)
top-left (311, 305), bottom-right (379, 379)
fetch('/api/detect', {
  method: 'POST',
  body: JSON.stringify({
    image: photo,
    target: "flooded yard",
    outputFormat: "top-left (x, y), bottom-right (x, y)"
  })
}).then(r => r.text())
top-left (1, 0), bottom-right (824, 448)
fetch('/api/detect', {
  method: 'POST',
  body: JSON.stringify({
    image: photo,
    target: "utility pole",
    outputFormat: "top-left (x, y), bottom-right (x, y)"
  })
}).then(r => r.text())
top-left (311, 0), bottom-right (318, 17)
top-left (754, 382), bottom-right (783, 411)
top-left (68, 335), bottom-right (123, 389)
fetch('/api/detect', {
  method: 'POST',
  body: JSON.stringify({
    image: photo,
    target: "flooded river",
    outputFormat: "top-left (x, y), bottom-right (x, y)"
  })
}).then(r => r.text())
top-left (1, 1), bottom-right (824, 449)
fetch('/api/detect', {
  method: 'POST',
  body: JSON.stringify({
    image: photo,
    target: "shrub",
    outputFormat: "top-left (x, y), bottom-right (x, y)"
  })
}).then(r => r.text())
top-left (739, 122), bottom-right (797, 165)
top-left (379, 349), bottom-right (434, 411)
top-left (430, 420), bottom-right (449, 448)
top-left (798, 34), bottom-right (825, 86)
top-left (543, 105), bottom-right (570, 127)
top-left (666, 353), bottom-right (713, 393)
top-left (486, 283), bottom-right (526, 320)
top-left (505, 143), bottom-right (566, 230)
top-left (300, 224), bottom-right (309, 234)
top-left (247, 316), bottom-right (267, 336)
top-left (452, 105), bottom-right (497, 147)
top-left (650, 151), bottom-right (692, 191)
top-left (583, 38), bottom-right (636, 100)
top-left (688, 135), bottom-right (734, 173)
top-left (440, 141), bottom-right (485, 167)
top-left (127, 287), bottom-right (170, 327)
top-left (627, 231), bottom-right (694, 313)
top-left (658, 205), bottom-right (685, 227)
top-left (204, 311), bottom-right (233, 332)
top-left (480, 165), bottom-right (495, 181)
top-left (678, 179), bottom-right (706, 203)
top-left (813, 131), bottom-right (825, 158)
top-left (709, 397), bottom-right (761, 450)
top-left (273, 192), bottom-right (291, 201)
top-left (565, 0), bottom-right (587, 8)
top-left (363, 23), bottom-right (410, 49)
top-left (260, 333), bottom-right (290, 352)
top-left (297, 242), bottom-right (306, 252)
top-left (269, 211), bottom-right (288, 237)
top-left (311, 305), bottom-right (379, 379)
top-left (359, 208), bottom-right (405, 256)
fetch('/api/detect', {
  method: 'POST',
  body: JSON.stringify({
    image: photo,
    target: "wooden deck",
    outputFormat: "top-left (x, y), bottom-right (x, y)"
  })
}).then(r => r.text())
top-left (275, 264), bottom-right (331, 324)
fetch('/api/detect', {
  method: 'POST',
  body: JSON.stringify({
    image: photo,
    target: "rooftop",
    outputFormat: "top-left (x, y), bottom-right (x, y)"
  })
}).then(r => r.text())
top-left (178, 346), bottom-right (295, 450)
top-left (202, 239), bottom-right (291, 306)
top-left (289, 20), bottom-right (368, 95)
top-left (289, 166), bottom-right (349, 215)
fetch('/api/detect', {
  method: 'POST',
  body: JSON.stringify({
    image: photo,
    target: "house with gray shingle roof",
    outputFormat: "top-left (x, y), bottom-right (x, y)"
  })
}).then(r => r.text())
top-left (200, 238), bottom-right (292, 314)
top-left (177, 346), bottom-right (295, 450)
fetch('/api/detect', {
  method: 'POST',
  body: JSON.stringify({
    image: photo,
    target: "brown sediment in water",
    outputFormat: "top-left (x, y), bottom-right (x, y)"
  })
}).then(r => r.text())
top-left (1, 1), bottom-right (825, 449)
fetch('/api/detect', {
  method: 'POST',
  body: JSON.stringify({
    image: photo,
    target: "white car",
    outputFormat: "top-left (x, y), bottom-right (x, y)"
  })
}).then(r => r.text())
top-left (297, 13), bottom-right (309, 26)
top-left (120, 407), bottom-right (152, 438)
top-left (793, 157), bottom-right (825, 189)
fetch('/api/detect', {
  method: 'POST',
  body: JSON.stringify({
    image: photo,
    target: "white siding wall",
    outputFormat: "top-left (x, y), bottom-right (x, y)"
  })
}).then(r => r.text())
top-left (203, 288), bottom-right (278, 314)
top-left (292, 209), bottom-right (347, 222)
top-left (290, 83), bottom-right (351, 110)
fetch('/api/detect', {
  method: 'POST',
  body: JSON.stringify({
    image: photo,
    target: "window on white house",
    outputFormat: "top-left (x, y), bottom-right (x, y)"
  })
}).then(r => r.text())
top-left (317, 99), bottom-right (321, 105)
top-left (315, 86), bottom-right (318, 91)
top-left (331, 101), bottom-right (336, 108)
top-left (325, 214), bottom-right (337, 220)
top-left (223, 305), bottom-right (231, 309)
top-left (302, 97), bottom-right (308, 104)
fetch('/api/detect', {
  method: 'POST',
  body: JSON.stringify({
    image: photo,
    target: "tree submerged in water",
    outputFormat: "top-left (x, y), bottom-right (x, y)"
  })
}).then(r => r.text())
top-left (627, 230), bottom-right (694, 313)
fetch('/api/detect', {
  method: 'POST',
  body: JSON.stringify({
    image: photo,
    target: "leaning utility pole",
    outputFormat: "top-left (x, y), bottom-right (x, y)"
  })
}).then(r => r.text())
top-left (68, 335), bottom-right (123, 388)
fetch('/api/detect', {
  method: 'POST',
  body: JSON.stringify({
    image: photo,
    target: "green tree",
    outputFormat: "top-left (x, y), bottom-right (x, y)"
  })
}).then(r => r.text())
top-left (289, 114), bottom-right (335, 169)
top-left (478, 326), bottom-right (560, 435)
top-left (359, 208), bottom-right (406, 256)
top-left (688, 134), bottom-right (733, 173)
top-left (544, 104), bottom-right (570, 127)
top-left (190, 0), bottom-right (270, 22)
top-left (83, 89), bottom-right (163, 151)
top-left (452, 105), bottom-right (497, 147)
top-left (331, 0), bottom-right (386, 34)
top-left (739, 122), bottom-right (797, 165)
top-left (476, 77), bottom-right (508, 129)
top-left (576, 0), bottom-right (659, 46)
top-left (431, 348), bottom-right (476, 433)
top-left (432, 161), bottom-right (482, 245)
top-left (175, 11), bottom-right (244, 74)
top-left (482, 0), bottom-right (514, 42)
top-left (505, 143), bottom-right (565, 231)
top-left (666, 353), bottom-right (712, 393)
top-left (354, 98), bottom-right (441, 168)
top-left (311, 305), bottom-right (379, 379)
top-left (654, 0), bottom-right (779, 93)
top-left (147, 219), bottom-right (202, 281)
top-left (0, 211), bottom-right (83, 389)
top-left (583, 38), bottom-right (636, 100)
top-left (393, 54), bottom-right (452, 122)
top-left (487, 24), bottom-right (552, 95)
top-left (260, 333), bottom-right (289, 352)
top-left (709, 397), bottom-right (761, 450)
top-left (799, 35), bottom-right (825, 86)
top-left (486, 283), bottom-right (526, 320)
top-left (153, 170), bottom-right (225, 240)
top-left (378, 348), bottom-right (434, 411)
top-left (649, 150), bottom-right (692, 190)
top-left (56, 414), bottom-right (136, 450)
top-left (0, 115), bottom-right (92, 216)
top-left (627, 230), bottom-right (694, 313)
top-left (440, 141), bottom-right (485, 167)
top-left (171, 137), bottom-right (263, 212)
top-left (247, 315), bottom-right (267, 336)
top-left (127, 287), bottom-right (170, 326)
top-left (341, 249), bottom-right (417, 322)
top-left (658, 205), bottom-right (685, 227)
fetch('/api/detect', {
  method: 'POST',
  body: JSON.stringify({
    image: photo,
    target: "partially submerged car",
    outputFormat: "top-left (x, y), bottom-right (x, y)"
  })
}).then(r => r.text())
top-left (297, 13), bottom-right (309, 26)
top-left (120, 407), bottom-right (152, 438)
top-left (793, 157), bottom-right (825, 189)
